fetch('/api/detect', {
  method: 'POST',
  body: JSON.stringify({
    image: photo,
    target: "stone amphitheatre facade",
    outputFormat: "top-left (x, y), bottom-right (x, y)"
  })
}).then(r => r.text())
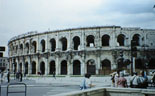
top-left (8, 26), bottom-right (155, 76)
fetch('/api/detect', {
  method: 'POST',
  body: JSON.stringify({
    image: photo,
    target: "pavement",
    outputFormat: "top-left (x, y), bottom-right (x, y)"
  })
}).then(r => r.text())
top-left (0, 76), bottom-right (112, 87)
top-left (0, 76), bottom-right (154, 96)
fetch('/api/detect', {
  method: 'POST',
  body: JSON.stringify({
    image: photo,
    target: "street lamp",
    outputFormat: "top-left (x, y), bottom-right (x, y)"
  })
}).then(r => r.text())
top-left (131, 40), bottom-right (137, 76)
top-left (118, 50), bottom-right (124, 70)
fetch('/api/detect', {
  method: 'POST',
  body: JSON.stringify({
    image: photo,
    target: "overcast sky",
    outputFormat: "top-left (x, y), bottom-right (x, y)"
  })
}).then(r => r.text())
top-left (0, 0), bottom-right (155, 56)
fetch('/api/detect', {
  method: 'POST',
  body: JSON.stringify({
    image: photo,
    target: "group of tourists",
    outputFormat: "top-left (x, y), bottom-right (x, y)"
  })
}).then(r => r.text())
top-left (111, 70), bottom-right (155, 88)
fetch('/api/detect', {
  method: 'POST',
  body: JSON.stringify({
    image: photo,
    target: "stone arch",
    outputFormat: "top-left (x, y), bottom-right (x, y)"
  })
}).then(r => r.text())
top-left (32, 61), bottom-right (36, 74)
top-left (117, 34), bottom-right (125, 46)
top-left (73, 60), bottom-right (81, 75)
top-left (102, 34), bottom-right (110, 46)
top-left (20, 44), bottom-right (23, 54)
top-left (101, 59), bottom-right (111, 69)
top-left (60, 37), bottom-right (67, 51)
top-left (148, 58), bottom-right (155, 69)
top-left (132, 34), bottom-right (140, 46)
top-left (100, 59), bottom-right (111, 75)
top-left (40, 61), bottom-right (45, 75)
top-left (25, 42), bottom-right (29, 54)
top-left (49, 60), bottom-right (56, 74)
top-left (50, 38), bottom-right (56, 52)
top-left (73, 36), bottom-right (80, 50)
top-left (87, 59), bottom-right (96, 75)
top-left (86, 35), bottom-right (95, 47)
top-left (32, 41), bottom-right (37, 53)
top-left (41, 39), bottom-right (45, 52)
top-left (61, 60), bottom-right (67, 75)
top-left (25, 62), bottom-right (28, 74)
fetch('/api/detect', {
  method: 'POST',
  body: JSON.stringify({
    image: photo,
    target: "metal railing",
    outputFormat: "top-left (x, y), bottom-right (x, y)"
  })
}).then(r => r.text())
top-left (0, 84), bottom-right (1, 96)
top-left (7, 83), bottom-right (27, 96)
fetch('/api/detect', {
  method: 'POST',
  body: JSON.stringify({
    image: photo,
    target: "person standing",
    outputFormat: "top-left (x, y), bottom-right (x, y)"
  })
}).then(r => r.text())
top-left (80, 73), bottom-right (95, 90)
top-left (114, 70), bottom-right (120, 87)
top-left (53, 71), bottom-right (56, 79)
top-left (7, 69), bottom-right (10, 83)
top-left (137, 70), bottom-right (148, 88)
top-left (130, 72), bottom-right (139, 88)
top-left (151, 71), bottom-right (155, 86)
top-left (117, 72), bottom-right (127, 88)
top-left (19, 71), bottom-right (23, 82)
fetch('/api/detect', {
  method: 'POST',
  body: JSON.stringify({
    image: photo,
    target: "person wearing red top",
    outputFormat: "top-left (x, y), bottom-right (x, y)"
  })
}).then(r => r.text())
top-left (117, 72), bottom-right (127, 88)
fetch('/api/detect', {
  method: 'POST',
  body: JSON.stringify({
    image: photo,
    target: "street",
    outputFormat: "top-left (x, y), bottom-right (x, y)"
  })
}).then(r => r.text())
top-left (1, 83), bottom-right (79, 96)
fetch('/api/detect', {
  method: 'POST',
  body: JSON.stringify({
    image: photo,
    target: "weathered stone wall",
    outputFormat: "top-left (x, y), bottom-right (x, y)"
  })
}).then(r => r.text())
top-left (54, 87), bottom-right (155, 96)
top-left (8, 26), bottom-right (155, 75)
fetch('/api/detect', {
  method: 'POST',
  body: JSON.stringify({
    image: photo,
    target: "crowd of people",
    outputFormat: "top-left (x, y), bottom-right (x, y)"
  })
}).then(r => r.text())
top-left (111, 70), bottom-right (155, 88)
top-left (80, 70), bottom-right (155, 90)
top-left (0, 69), bottom-right (24, 83)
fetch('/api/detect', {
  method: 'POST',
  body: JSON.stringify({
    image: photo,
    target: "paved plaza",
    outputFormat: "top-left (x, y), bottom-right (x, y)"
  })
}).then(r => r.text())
top-left (0, 76), bottom-right (154, 96)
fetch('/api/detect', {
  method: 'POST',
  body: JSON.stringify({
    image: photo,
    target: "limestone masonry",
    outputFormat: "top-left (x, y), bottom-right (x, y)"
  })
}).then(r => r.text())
top-left (8, 26), bottom-right (155, 75)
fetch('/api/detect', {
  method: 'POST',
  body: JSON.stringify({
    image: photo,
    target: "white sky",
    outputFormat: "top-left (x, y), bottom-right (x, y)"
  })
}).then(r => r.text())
top-left (0, 0), bottom-right (155, 56)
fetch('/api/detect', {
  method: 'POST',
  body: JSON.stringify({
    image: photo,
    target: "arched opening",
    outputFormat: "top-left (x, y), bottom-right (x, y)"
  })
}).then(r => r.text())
top-left (25, 43), bottom-right (29, 54)
top-left (20, 44), bottom-right (23, 54)
top-left (86, 35), bottom-right (95, 47)
top-left (40, 61), bottom-right (45, 75)
top-left (117, 34), bottom-right (125, 46)
top-left (61, 60), bottom-right (67, 75)
top-left (19, 63), bottom-right (22, 72)
top-left (148, 58), bottom-right (155, 69)
top-left (102, 35), bottom-right (110, 46)
top-left (87, 59), bottom-right (96, 75)
top-left (50, 39), bottom-right (56, 52)
top-left (60, 38), bottom-right (67, 51)
top-left (73, 60), bottom-right (81, 75)
top-left (32, 61), bottom-right (36, 74)
top-left (41, 40), bottom-right (45, 52)
top-left (132, 34), bottom-right (140, 46)
top-left (14, 62), bottom-right (17, 73)
top-left (49, 61), bottom-right (55, 74)
top-left (101, 59), bottom-right (111, 75)
top-left (32, 41), bottom-right (37, 53)
top-left (73, 36), bottom-right (80, 50)
top-left (25, 62), bottom-right (28, 74)
top-left (135, 58), bottom-right (143, 69)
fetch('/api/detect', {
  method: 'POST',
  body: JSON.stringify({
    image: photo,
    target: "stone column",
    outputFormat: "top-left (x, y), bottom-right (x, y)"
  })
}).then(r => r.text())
top-left (28, 56), bottom-right (31, 75)
top-left (81, 54), bottom-right (86, 75)
top-left (36, 57), bottom-right (39, 75)
top-left (96, 54), bottom-right (100, 75)
top-left (45, 34), bottom-right (49, 52)
top-left (56, 33), bottom-right (59, 51)
top-left (22, 58), bottom-right (25, 74)
top-left (81, 30), bottom-right (85, 50)
top-left (55, 55), bottom-right (59, 75)
top-left (67, 61), bottom-right (71, 75)
top-left (45, 57), bottom-right (48, 75)
top-left (37, 36), bottom-right (40, 53)
top-left (68, 31), bottom-right (71, 51)
top-left (16, 58), bottom-right (19, 72)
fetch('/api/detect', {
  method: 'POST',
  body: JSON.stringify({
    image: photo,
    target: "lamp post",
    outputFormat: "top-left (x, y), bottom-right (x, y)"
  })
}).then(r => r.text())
top-left (131, 40), bottom-right (137, 76)
top-left (118, 50), bottom-right (124, 70)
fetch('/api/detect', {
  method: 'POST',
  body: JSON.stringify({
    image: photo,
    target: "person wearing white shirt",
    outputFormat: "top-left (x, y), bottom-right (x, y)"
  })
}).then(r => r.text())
top-left (130, 72), bottom-right (139, 88)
